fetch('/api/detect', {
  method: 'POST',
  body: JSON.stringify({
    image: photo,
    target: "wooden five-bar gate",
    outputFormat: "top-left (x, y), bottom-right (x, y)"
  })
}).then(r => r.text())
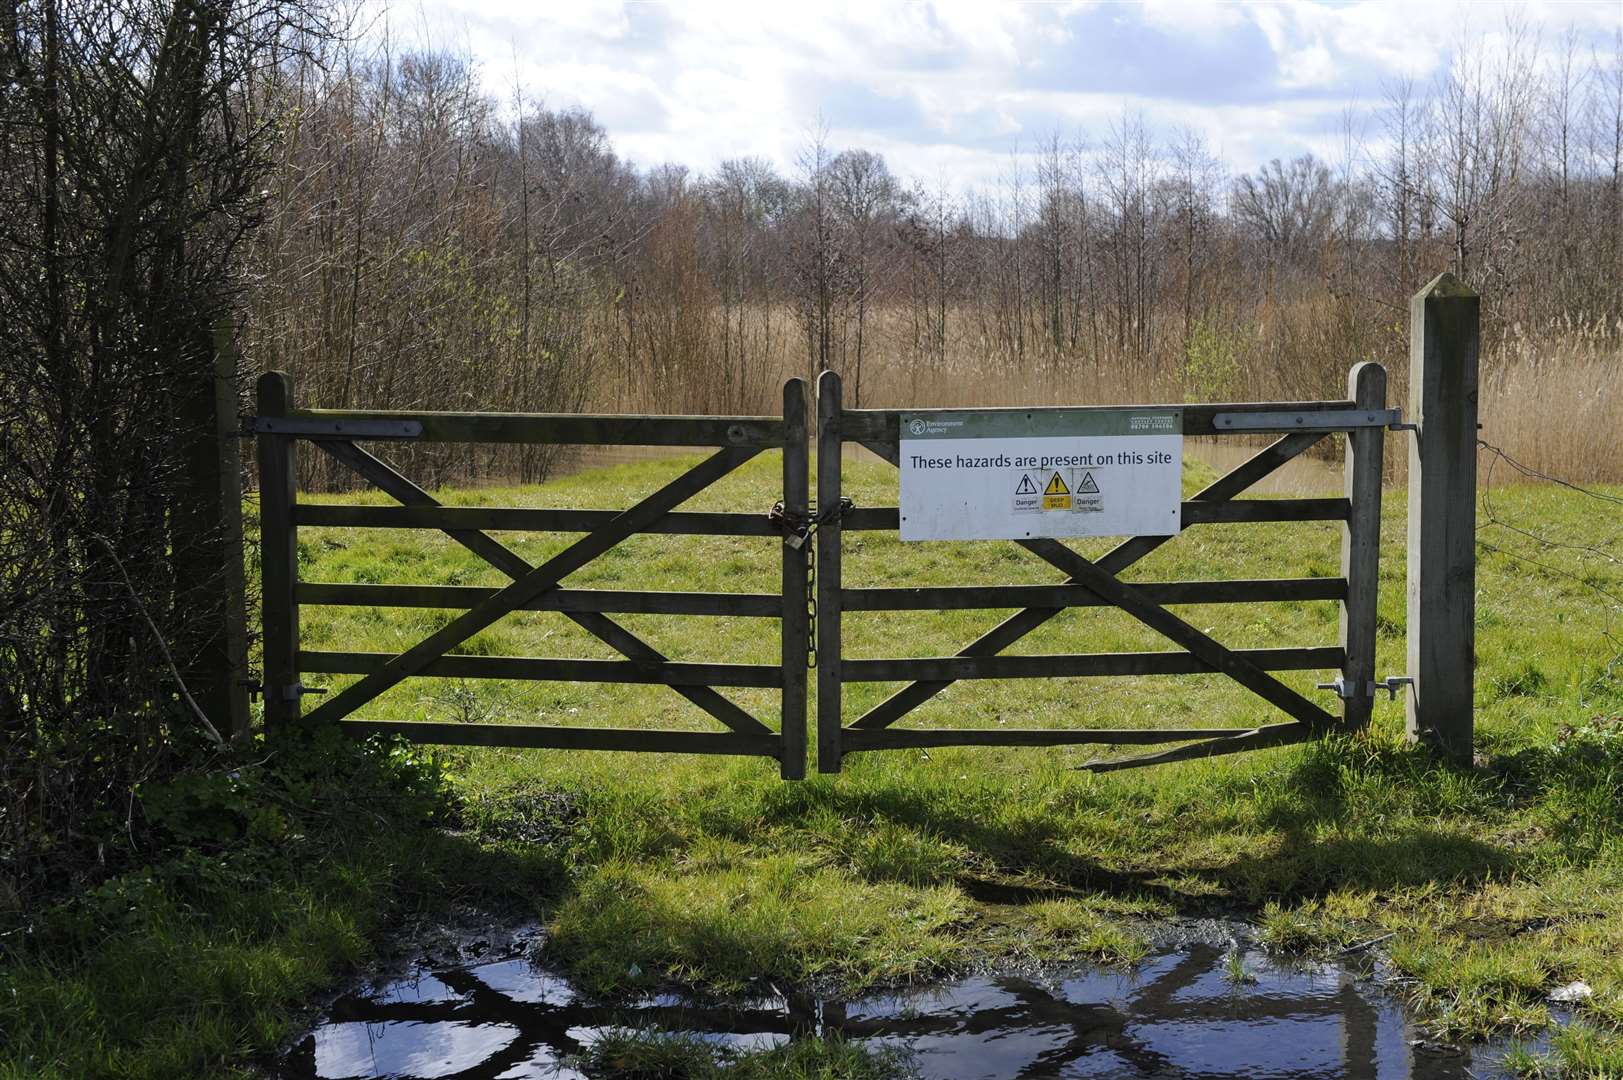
top-left (250, 275), bottom-right (1481, 774)
top-left (813, 362), bottom-right (1390, 774)
top-left (256, 374), bottom-right (812, 779)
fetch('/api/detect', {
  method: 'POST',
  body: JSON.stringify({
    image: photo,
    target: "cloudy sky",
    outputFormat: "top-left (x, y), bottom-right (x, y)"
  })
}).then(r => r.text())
top-left (406, 0), bottom-right (1622, 188)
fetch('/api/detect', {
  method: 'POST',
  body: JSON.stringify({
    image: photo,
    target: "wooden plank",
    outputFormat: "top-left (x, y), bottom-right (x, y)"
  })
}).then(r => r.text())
top-left (293, 504), bottom-right (781, 537)
top-left (286, 408), bottom-right (788, 447)
top-left (843, 498), bottom-right (1347, 532)
top-left (816, 371), bottom-right (844, 773)
top-left (297, 582), bottom-right (782, 617)
top-left (315, 440), bottom-right (774, 738)
top-left (781, 379), bottom-right (810, 780)
top-left (840, 401), bottom-right (1356, 442)
top-left (1407, 273), bottom-right (1479, 764)
top-left (849, 432), bottom-right (1327, 731)
top-left (1340, 362), bottom-right (1387, 731)
top-left (841, 646), bottom-right (1342, 682)
top-left (340, 720), bottom-right (780, 755)
top-left (300, 446), bottom-right (759, 725)
top-left (256, 372), bottom-right (301, 730)
top-left (842, 578), bottom-right (1345, 611)
top-left (1079, 722), bottom-right (1313, 772)
top-left (301, 650), bottom-right (784, 687)
top-left (840, 726), bottom-right (1262, 750)
top-left (1181, 498), bottom-right (1349, 524)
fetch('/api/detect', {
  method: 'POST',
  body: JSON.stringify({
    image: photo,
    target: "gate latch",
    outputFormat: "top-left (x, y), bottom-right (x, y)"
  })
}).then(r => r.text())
top-left (281, 682), bottom-right (329, 702)
top-left (1316, 676), bottom-right (1413, 700)
top-left (1316, 676), bottom-right (1373, 700)
top-left (1377, 675), bottom-right (1414, 700)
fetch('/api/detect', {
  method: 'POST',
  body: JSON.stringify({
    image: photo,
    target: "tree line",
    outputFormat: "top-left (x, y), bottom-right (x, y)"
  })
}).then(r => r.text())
top-left (252, 17), bottom-right (1623, 494)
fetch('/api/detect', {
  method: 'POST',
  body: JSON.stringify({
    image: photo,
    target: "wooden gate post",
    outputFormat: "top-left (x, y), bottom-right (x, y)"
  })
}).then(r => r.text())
top-left (816, 371), bottom-right (844, 774)
top-left (1340, 361), bottom-right (1386, 731)
top-left (780, 378), bottom-right (809, 780)
top-left (257, 371), bottom-right (301, 732)
top-left (172, 319), bottom-right (252, 740)
top-left (1406, 272), bottom-right (1479, 764)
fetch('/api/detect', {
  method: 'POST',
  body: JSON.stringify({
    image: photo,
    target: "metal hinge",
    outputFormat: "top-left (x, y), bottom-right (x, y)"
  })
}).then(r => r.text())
top-left (1316, 675), bottom-right (1414, 700)
top-left (1377, 675), bottom-right (1414, 700)
top-left (251, 417), bottom-right (423, 439)
top-left (1316, 676), bottom-right (1373, 700)
top-left (1214, 409), bottom-right (1400, 432)
top-left (281, 682), bottom-right (329, 702)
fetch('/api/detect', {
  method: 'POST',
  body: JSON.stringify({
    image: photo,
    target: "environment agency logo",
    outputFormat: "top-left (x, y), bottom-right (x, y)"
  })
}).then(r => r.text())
top-left (908, 418), bottom-right (927, 436)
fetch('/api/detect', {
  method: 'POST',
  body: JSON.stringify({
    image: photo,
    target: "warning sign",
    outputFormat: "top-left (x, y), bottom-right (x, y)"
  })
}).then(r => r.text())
top-left (1041, 471), bottom-right (1070, 509)
top-left (898, 407), bottom-right (1182, 541)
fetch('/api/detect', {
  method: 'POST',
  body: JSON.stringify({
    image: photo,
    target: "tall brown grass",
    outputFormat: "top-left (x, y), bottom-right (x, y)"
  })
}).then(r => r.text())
top-left (596, 300), bottom-right (1623, 488)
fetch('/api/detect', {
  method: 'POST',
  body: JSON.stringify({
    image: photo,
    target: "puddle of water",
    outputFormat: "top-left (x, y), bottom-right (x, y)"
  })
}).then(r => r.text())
top-left (274, 941), bottom-right (1544, 1079)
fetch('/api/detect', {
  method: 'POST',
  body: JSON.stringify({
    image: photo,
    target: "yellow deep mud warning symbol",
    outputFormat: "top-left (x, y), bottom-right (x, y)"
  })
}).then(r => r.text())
top-left (1042, 471), bottom-right (1070, 509)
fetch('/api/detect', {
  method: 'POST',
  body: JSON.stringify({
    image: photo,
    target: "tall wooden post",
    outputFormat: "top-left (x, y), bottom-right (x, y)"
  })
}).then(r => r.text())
top-left (816, 371), bottom-right (844, 774)
top-left (1340, 361), bottom-right (1386, 731)
top-left (780, 378), bottom-right (809, 780)
top-left (257, 371), bottom-right (301, 731)
top-left (1407, 272), bottom-right (1479, 764)
top-left (172, 319), bottom-right (251, 740)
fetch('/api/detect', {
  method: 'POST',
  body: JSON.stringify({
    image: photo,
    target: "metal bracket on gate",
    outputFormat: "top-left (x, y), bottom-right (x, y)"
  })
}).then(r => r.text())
top-left (1316, 676), bottom-right (1373, 700)
top-left (1213, 409), bottom-right (1401, 432)
top-left (1316, 675), bottom-right (1414, 700)
top-left (252, 417), bottom-right (423, 439)
top-left (1377, 675), bottom-right (1414, 700)
top-left (281, 682), bottom-right (330, 702)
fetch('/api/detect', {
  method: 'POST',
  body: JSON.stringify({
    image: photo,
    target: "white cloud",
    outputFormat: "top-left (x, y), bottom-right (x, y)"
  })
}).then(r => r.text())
top-left (385, 0), bottom-right (1623, 188)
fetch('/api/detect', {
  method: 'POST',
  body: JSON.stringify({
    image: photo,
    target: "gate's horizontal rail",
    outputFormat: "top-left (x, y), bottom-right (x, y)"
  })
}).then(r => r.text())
top-left (300, 650), bottom-right (784, 687)
top-left (841, 577), bottom-right (1345, 611)
top-left (839, 726), bottom-right (1262, 750)
top-left (839, 399), bottom-right (1358, 440)
top-left (294, 504), bottom-right (780, 536)
top-left (280, 408), bottom-right (790, 447)
top-left (840, 645), bottom-right (1341, 682)
top-left (298, 582), bottom-right (782, 617)
top-left (842, 499), bottom-right (1348, 532)
top-left (340, 720), bottom-right (781, 755)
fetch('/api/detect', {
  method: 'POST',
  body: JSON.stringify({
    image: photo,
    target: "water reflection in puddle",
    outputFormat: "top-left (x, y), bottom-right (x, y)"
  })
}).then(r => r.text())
top-left (276, 942), bottom-right (1532, 1079)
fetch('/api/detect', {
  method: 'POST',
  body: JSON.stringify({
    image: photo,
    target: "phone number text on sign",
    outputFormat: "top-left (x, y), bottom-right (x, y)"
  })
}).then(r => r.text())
top-left (898, 408), bottom-right (1183, 541)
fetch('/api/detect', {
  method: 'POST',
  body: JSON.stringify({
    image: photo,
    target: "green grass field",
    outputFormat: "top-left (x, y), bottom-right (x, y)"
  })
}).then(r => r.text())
top-left (4, 449), bottom-right (1620, 1078)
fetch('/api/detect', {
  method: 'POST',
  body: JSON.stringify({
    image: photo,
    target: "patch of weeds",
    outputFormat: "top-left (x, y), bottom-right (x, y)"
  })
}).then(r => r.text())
top-left (0, 727), bottom-right (524, 1080)
top-left (847, 821), bottom-right (969, 887)
top-left (1223, 948), bottom-right (1258, 987)
top-left (573, 1029), bottom-right (917, 1079)
top-left (1025, 899), bottom-right (1147, 965)
top-left (1546, 1022), bottom-right (1623, 1077)
top-left (453, 780), bottom-right (582, 846)
top-left (545, 857), bottom-right (969, 996)
top-left (1258, 900), bottom-right (1335, 952)
top-left (1492, 660), bottom-right (1551, 700)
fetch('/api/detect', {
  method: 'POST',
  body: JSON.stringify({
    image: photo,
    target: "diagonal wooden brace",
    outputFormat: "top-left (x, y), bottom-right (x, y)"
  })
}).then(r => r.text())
top-left (301, 446), bottom-right (759, 727)
top-left (1016, 537), bottom-right (1335, 728)
top-left (315, 441), bottom-right (773, 737)
top-left (851, 432), bottom-right (1328, 730)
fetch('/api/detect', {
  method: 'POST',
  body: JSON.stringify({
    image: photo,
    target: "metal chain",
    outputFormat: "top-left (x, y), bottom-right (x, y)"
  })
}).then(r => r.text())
top-left (806, 537), bottom-right (817, 669)
top-left (768, 497), bottom-right (853, 669)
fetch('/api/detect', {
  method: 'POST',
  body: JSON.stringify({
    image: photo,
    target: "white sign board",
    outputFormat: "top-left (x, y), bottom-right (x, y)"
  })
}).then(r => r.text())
top-left (898, 408), bottom-right (1183, 541)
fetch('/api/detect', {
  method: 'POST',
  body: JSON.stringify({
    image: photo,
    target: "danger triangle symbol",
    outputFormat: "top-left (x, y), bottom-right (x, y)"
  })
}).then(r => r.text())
top-left (1076, 471), bottom-right (1100, 494)
top-left (1043, 472), bottom-right (1069, 496)
top-left (1015, 474), bottom-right (1039, 495)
